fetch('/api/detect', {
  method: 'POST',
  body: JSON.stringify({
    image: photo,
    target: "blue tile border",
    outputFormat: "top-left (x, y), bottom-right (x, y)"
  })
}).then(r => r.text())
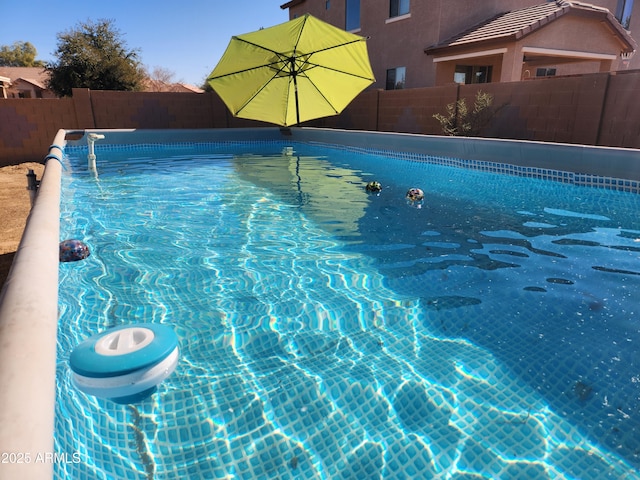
top-left (64, 140), bottom-right (282, 154)
top-left (65, 139), bottom-right (640, 195)
top-left (308, 141), bottom-right (640, 194)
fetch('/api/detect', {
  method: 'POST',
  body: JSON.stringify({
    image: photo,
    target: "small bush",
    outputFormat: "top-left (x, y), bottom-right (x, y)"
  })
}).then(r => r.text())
top-left (433, 90), bottom-right (496, 136)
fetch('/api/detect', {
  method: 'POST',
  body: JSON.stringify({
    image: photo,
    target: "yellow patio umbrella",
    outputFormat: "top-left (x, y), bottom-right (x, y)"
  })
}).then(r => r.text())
top-left (207, 14), bottom-right (375, 127)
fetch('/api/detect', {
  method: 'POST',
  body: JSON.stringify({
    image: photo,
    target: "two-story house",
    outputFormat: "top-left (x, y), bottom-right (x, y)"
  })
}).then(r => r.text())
top-left (280, 0), bottom-right (638, 89)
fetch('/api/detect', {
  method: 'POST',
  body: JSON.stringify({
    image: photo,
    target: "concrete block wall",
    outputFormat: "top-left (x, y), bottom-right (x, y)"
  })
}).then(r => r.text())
top-left (598, 70), bottom-right (640, 148)
top-left (367, 70), bottom-right (639, 149)
top-left (374, 85), bottom-right (459, 135)
top-left (453, 74), bottom-right (610, 145)
top-left (89, 91), bottom-right (220, 129)
top-left (0, 97), bottom-right (78, 164)
top-left (307, 90), bottom-right (380, 132)
top-left (0, 70), bottom-right (638, 167)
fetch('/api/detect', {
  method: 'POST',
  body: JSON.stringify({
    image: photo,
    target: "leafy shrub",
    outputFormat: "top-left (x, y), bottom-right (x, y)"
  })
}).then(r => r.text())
top-left (433, 90), bottom-right (497, 136)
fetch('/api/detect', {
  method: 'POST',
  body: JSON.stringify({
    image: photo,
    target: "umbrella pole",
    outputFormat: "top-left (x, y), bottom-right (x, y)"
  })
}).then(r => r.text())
top-left (291, 57), bottom-right (300, 126)
top-left (294, 78), bottom-right (300, 126)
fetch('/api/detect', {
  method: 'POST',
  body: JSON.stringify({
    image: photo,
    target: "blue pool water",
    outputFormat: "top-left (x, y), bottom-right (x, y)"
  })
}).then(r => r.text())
top-left (56, 141), bottom-right (640, 479)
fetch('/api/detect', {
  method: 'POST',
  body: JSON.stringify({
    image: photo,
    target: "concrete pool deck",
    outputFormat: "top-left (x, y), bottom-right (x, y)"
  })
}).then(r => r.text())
top-left (0, 127), bottom-right (638, 478)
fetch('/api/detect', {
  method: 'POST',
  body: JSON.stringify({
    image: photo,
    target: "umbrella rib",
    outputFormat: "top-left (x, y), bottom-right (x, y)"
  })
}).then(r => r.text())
top-left (301, 61), bottom-right (375, 81)
top-left (233, 66), bottom-right (289, 116)
top-left (297, 73), bottom-right (340, 116)
top-left (292, 14), bottom-right (309, 53)
top-left (294, 59), bottom-right (375, 119)
top-left (208, 37), bottom-right (291, 81)
top-left (305, 37), bottom-right (368, 56)
top-left (233, 37), bottom-right (288, 57)
top-left (208, 57), bottom-right (287, 81)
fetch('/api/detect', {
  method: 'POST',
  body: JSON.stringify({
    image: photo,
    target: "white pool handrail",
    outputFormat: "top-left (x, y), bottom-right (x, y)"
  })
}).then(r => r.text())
top-left (0, 129), bottom-right (65, 479)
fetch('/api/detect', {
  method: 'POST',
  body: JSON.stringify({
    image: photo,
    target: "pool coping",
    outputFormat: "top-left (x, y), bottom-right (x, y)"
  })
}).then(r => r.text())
top-left (1, 126), bottom-right (638, 478)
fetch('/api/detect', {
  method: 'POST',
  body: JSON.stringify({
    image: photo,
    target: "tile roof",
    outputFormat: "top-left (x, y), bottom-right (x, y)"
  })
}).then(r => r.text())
top-left (0, 66), bottom-right (49, 86)
top-left (13, 77), bottom-right (47, 90)
top-left (426, 1), bottom-right (636, 53)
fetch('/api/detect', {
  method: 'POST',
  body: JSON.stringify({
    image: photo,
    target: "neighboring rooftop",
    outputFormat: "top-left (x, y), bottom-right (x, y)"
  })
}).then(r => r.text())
top-left (0, 66), bottom-right (53, 98)
top-left (142, 79), bottom-right (205, 93)
top-left (0, 66), bottom-right (49, 87)
top-left (0, 67), bottom-right (204, 96)
top-left (426, 1), bottom-right (637, 54)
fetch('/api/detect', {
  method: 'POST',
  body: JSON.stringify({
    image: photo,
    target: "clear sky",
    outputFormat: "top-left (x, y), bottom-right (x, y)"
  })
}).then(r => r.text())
top-left (1, 1), bottom-right (289, 87)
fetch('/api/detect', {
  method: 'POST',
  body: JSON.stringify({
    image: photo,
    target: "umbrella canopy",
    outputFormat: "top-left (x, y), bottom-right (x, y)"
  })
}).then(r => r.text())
top-left (207, 14), bottom-right (375, 127)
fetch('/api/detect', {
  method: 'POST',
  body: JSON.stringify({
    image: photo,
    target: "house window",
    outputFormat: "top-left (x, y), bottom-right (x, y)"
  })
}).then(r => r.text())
top-left (536, 68), bottom-right (556, 77)
top-left (454, 65), bottom-right (492, 84)
top-left (346, 0), bottom-right (360, 30)
top-left (390, 0), bottom-right (410, 17)
top-left (386, 67), bottom-right (406, 90)
top-left (616, 0), bottom-right (634, 29)
top-left (326, 0), bottom-right (330, 9)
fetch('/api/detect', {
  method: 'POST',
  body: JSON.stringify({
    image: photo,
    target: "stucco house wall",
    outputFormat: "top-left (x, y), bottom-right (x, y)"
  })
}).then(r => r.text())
top-left (282, 0), bottom-right (639, 88)
top-left (517, 15), bottom-right (627, 78)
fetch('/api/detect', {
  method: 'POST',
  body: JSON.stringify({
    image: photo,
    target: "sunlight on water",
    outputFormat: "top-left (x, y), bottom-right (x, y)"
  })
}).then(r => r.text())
top-left (55, 143), bottom-right (640, 479)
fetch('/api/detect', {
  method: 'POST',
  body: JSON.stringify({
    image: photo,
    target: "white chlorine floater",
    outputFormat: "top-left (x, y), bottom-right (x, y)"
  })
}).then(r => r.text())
top-left (70, 324), bottom-right (179, 404)
top-left (87, 132), bottom-right (105, 172)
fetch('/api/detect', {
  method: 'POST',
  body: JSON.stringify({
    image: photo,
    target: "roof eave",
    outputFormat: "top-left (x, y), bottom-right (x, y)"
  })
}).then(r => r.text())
top-left (15, 78), bottom-right (46, 90)
top-left (551, 4), bottom-right (637, 52)
top-left (280, 0), bottom-right (305, 9)
top-left (425, 36), bottom-right (515, 56)
top-left (602, 13), bottom-right (638, 52)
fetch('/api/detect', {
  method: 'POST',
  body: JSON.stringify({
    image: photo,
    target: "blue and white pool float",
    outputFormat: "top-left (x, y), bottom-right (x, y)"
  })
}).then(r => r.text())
top-left (70, 323), bottom-right (179, 404)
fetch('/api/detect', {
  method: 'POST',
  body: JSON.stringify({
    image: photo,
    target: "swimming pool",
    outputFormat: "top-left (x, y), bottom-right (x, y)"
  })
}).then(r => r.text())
top-left (50, 131), bottom-right (640, 479)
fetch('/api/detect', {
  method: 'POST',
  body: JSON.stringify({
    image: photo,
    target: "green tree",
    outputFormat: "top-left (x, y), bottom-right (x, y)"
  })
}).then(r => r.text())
top-left (201, 79), bottom-right (213, 93)
top-left (46, 19), bottom-right (145, 96)
top-left (0, 41), bottom-right (45, 67)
